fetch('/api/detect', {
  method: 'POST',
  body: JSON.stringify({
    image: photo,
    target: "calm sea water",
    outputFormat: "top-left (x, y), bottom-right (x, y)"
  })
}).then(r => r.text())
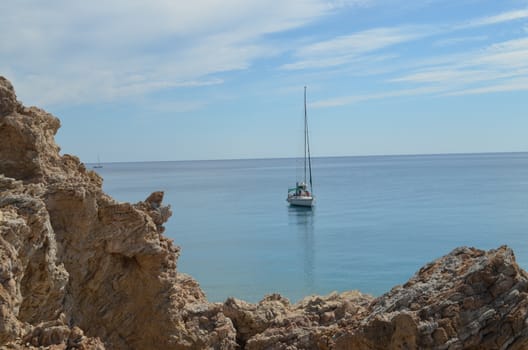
top-left (93, 153), bottom-right (528, 303)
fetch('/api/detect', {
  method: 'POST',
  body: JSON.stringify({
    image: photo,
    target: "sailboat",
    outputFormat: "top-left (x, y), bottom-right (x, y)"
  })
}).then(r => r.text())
top-left (287, 86), bottom-right (314, 207)
top-left (93, 155), bottom-right (103, 169)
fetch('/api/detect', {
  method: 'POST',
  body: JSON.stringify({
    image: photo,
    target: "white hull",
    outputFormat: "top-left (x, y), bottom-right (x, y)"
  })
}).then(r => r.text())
top-left (287, 196), bottom-right (314, 207)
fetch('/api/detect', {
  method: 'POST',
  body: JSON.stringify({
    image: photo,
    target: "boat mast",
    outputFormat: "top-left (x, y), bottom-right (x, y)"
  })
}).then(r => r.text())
top-left (305, 87), bottom-right (313, 193)
top-left (304, 86), bottom-right (307, 185)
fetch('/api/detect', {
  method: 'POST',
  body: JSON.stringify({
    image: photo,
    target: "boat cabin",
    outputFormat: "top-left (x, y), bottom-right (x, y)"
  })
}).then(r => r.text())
top-left (288, 181), bottom-right (311, 198)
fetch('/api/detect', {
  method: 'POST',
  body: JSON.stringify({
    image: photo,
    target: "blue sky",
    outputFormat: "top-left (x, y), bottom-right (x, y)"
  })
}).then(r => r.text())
top-left (1, 0), bottom-right (528, 162)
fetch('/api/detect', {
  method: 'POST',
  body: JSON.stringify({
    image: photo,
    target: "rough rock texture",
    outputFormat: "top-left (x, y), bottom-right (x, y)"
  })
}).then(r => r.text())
top-left (223, 246), bottom-right (528, 350)
top-left (224, 291), bottom-right (373, 349)
top-left (0, 76), bottom-right (237, 349)
top-left (336, 245), bottom-right (528, 349)
top-left (2, 75), bottom-right (528, 349)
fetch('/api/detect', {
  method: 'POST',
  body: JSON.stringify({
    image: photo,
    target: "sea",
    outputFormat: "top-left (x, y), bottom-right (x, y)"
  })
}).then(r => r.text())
top-left (92, 152), bottom-right (528, 303)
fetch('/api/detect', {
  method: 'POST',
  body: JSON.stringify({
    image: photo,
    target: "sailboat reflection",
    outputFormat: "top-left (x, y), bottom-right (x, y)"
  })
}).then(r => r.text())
top-left (288, 206), bottom-right (315, 293)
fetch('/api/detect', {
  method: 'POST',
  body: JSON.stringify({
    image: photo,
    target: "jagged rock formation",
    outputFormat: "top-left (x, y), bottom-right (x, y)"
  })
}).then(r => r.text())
top-left (223, 291), bottom-right (374, 349)
top-left (0, 76), bottom-right (237, 349)
top-left (229, 246), bottom-right (528, 349)
top-left (1, 75), bottom-right (528, 349)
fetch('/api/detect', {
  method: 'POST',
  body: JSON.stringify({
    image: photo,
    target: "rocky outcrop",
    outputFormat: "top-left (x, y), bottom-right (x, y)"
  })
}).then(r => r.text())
top-left (0, 77), bottom-right (18, 118)
top-left (0, 175), bottom-right (105, 349)
top-left (224, 291), bottom-right (373, 349)
top-left (223, 246), bottom-right (528, 349)
top-left (0, 76), bottom-right (237, 349)
top-left (1, 75), bottom-right (528, 349)
top-left (338, 246), bottom-right (528, 349)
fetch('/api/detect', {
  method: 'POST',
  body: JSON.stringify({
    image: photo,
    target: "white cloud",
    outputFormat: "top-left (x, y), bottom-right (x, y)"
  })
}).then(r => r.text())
top-left (433, 35), bottom-right (488, 47)
top-left (281, 6), bottom-right (528, 75)
top-left (307, 8), bottom-right (528, 108)
top-left (2, 1), bottom-right (528, 109)
top-left (311, 85), bottom-right (445, 107)
top-left (391, 69), bottom-right (492, 84)
top-left (458, 8), bottom-right (528, 29)
top-left (393, 37), bottom-right (528, 85)
top-left (297, 27), bottom-right (422, 56)
top-left (446, 77), bottom-right (528, 96)
top-left (309, 34), bottom-right (528, 108)
top-left (281, 26), bottom-right (426, 70)
top-left (152, 100), bottom-right (211, 113)
top-left (0, 0), bottom-right (357, 107)
top-left (475, 37), bottom-right (528, 68)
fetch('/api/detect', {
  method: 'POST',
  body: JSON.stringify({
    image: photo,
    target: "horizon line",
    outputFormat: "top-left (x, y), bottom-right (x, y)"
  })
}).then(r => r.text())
top-left (82, 150), bottom-right (528, 165)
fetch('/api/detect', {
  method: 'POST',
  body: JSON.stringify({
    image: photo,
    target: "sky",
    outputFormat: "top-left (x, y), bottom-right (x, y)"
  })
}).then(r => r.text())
top-left (1, 0), bottom-right (528, 162)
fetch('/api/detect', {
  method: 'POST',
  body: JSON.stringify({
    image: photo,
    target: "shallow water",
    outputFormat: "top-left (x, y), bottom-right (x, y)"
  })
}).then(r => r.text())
top-left (94, 153), bottom-right (528, 302)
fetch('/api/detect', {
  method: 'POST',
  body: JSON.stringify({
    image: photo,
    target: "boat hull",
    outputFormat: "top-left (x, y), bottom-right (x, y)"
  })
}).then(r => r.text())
top-left (287, 196), bottom-right (314, 207)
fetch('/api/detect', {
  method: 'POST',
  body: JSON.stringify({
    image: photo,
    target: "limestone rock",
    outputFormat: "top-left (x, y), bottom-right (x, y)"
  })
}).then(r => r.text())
top-left (6, 320), bottom-right (106, 349)
top-left (134, 191), bottom-right (173, 233)
top-left (224, 291), bottom-right (373, 350)
top-left (347, 245), bottom-right (528, 350)
top-left (0, 76), bottom-right (236, 349)
top-left (0, 176), bottom-right (68, 344)
top-left (0, 77), bottom-right (18, 117)
top-left (223, 247), bottom-right (528, 350)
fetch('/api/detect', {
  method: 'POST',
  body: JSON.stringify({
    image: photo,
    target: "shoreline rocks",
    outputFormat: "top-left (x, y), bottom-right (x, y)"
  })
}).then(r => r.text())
top-left (1, 75), bottom-right (528, 349)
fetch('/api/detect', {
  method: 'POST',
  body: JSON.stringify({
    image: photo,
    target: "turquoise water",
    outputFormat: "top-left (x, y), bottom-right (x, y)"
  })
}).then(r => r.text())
top-left (94, 153), bottom-right (528, 303)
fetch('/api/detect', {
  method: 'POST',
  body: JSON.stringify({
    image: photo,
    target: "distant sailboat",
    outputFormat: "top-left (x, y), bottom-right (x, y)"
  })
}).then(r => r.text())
top-left (287, 86), bottom-right (314, 207)
top-left (93, 155), bottom-right (103, 169)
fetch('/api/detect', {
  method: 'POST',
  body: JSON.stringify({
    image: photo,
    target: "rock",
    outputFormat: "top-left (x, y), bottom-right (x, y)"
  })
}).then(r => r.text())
top-left (2, 75), bottom-right (528, 349)
top-left (0, 91), bottom-right (62, 183)
top-left (235, 247), bottom-right (528, 349)
top-left (0, 76), bottom-right (18, 117)
top-left (330, 246), bottom-right (528, 349)
top-left (134, 191), bottom-right (173, 233)
top-left (0, 76), bottom-right (236, 349)
top-left (223, 291), bottom-right (373, 349)
top-left (0, 178), bottom-right (68, 345)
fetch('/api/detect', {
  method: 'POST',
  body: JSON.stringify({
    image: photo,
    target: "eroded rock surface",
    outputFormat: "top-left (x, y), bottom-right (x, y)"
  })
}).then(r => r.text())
top-left (222, 246), bottom-right (528, 349)
top-left (332, 245), bottom-right (528, 349)
top-left (0, 76), bottom-right (237, 349)
top-left (2, 75), bottom-right (528, 349)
